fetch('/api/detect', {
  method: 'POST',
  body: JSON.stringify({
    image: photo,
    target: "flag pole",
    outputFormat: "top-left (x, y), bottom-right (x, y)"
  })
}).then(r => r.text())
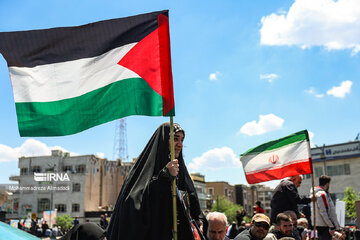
top-left (311, 171), bottom-right (317, 239)
top-left (306, 136), bottom-right (316, 239)
top-left (170, 116), bottom-right (178, 240)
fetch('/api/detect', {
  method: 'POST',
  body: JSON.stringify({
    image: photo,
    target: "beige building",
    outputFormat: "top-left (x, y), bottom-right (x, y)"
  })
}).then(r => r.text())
top-left (7, 150), bottom-right (133, 221)
top-left (206, 181), bottom-right (236, 209)
top-left (299, 140), bottom-right (360, 201)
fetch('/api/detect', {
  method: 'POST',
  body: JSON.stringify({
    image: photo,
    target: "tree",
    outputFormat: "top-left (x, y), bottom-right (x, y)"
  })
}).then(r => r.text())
top-left (211, 195), bottom-right (244, 223)
top-left (55, 214), bottom-right (74, 232)
top-left (342, 187), bottom-right (360, 219)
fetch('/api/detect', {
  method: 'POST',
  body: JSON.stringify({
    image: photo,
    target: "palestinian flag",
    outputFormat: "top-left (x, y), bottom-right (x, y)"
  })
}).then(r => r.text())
top-left (0, 10), bottom-right (174, 137)
top-left (240, 130), bottom-right (313, 184)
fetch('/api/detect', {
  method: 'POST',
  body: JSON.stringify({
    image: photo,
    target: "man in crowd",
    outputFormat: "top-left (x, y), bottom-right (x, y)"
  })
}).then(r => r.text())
top-left (234, 213), bottom-right (270, 240)
top-left (270, 175), bottom-right (315, 224)
top-left (283, 210), bottom-right (301, 240)
top-left (73, 216), bottom-right (79, 226)
top-left (207, 212), bottom-right (229, 240)
top-left (272, 213), bottom-right (294, 239)
top-left (312, 175), bottom-right (342, 240)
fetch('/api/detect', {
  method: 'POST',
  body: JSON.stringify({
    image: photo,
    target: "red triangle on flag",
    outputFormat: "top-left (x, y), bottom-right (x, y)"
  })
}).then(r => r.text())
top-left (118, 13), bottom-right (174, 116)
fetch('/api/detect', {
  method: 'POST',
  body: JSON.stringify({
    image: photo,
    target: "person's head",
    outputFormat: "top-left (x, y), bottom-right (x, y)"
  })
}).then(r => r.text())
top-left (256, 201), bottom-right (262, 207)
top-left (319, 175), bottom-right (331, 191)
top-left (297, 218), bottom-right (308, 229)
top-left (283, 210), bottom-right (297, 227)
top-left (168, 123), bottom-right (185, 158)
top-left (276, 213), bottom-right (293, 237)
top-left (289, 175), bottom-right (303, 188)
top-left (250, 213), bottom-right (270, 240)
top-left (206, 212), bottom-right (228, 240)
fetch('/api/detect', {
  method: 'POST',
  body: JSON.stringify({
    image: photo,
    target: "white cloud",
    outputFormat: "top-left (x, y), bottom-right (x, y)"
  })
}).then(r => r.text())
top-left (209, 71), bottom-right (220, 81)
top-left (260, 73), bottom-right (279, 83)
top-left (188, 147), bottom-right (241, 171)
top-left (260, 0), bottom-right (360, 55)
top-left (305, 87), bottom-right (324, 98)
top-left (96, 152), bottom-right (105, 158)
top-left (239, 114), bottom-right (284, 136)
top-left (0, 139), bottom-right (75, 162)
top-left (326, 80), bottom-right (352, 98)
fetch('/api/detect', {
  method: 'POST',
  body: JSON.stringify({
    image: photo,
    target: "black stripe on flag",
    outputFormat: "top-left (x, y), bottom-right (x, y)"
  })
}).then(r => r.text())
top-left (0, 10), bottom-right (168, 68)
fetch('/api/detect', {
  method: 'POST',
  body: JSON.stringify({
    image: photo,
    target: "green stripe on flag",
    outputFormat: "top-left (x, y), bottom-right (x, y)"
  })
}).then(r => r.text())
top-left (242, 130), bottom-right (309, 155)
top-left (16, 77), bottom-right (165, 136)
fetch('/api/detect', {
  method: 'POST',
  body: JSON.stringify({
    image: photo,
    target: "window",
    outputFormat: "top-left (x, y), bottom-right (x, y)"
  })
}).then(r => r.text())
top-left (73, 183), bottom-right (81, 192)
top-left (314, 167), bottom-right (324, 177)
top-left (20, 168), bottom-right (28, 175)
top-left (22, 204), bottom-right (32, 213)
top-left (55, 204), bottom-right (67, 213)
top-left (208, 188), bottom-right (214, 196)
top-left (32, 166), bottom-right (41, 173)
top-left (38, 198), bottom-right (50, 212)
top-left (75, 165), bottom-right (86, 173)
top-left (327, 164), bottom-right (351, 176)
top-left (72, 203), bottom-right (80, 212)
top-left (63, 165), bottom-right (72, 172)
top-left (13, 199), bottom-right (19, 213)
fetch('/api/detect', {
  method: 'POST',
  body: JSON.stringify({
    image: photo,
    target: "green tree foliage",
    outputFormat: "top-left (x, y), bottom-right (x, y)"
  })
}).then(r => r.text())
top-left (342, 187), bottom-right (360, 219)
top-left (211, 195), bottom-right (244, 223)
top-left (55, 214), bottom-right (74, 232)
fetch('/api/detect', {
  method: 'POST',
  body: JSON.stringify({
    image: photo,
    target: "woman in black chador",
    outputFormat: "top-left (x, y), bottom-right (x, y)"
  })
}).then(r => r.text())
top-left (106, 122), bottom-right (206, 240)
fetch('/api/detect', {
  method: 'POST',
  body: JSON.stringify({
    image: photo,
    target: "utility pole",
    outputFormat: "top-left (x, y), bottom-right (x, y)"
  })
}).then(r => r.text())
top-left (321, 144), bottom-right (327, 175)
top-left (113, 118), bottom-right (129, 163)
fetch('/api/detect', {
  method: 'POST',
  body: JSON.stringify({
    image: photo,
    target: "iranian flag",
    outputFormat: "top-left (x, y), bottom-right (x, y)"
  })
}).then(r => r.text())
top-left (0, 10), bottom-right (174, 137)
top-left (240, 130), bottom-right (313, 184)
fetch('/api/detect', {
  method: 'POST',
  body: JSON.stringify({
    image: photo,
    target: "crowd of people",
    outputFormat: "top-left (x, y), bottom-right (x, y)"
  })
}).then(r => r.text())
top-left (10, 123), bottom-right (360, 240)
top-left (15, 217), bottom-right (64, 238)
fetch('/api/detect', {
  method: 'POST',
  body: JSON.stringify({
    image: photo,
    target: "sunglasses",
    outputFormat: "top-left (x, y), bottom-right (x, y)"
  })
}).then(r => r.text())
top-left (254, 222), bottom-right (270, 230)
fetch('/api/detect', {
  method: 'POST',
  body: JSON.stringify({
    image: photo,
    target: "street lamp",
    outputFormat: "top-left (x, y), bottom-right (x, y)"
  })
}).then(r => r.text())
top-left (321, 144), bottom-right (327, 175)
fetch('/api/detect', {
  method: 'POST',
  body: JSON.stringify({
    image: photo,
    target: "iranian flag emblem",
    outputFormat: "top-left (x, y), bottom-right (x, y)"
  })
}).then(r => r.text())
top-left (269, 154), bottom-right (279, 164)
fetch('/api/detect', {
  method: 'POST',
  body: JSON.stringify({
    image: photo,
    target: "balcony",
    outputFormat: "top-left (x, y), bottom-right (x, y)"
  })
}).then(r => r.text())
top-left (9, 175), bottom-right (20, 182)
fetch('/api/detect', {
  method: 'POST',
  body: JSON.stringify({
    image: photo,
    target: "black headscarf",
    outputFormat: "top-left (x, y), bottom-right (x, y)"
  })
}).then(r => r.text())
top-left (106, 122), bottom-right (203, 240)
top-left (60, 222), bottom-right (105, 240)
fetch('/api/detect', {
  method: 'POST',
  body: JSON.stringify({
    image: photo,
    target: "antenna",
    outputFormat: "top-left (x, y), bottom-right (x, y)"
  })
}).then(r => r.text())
top-left (112, 118), bottom-right (129, 163)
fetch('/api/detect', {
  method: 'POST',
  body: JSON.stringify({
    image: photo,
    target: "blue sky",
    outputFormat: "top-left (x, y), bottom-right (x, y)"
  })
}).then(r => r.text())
top-left (0, 0), bottom-right (359, 188)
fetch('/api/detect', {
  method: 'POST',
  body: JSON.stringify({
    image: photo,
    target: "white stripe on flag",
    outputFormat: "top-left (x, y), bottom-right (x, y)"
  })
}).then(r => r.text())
top-left (10, 43), bottom-right (138, 102)
top-left (241, 140), bottom-right (309, 174)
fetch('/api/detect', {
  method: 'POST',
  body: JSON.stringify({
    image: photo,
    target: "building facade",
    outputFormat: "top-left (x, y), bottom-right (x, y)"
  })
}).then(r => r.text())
top-left (255, 185), bottom-right (273, 216)
top-left (7, 150), bottom-right (133, 221)
top-left (206, 181), bottom-right (236, 209)
top-left (235, 184), bottom-right (273, 216)
top-left (190, 173), bottom-right (207, 211)
top-left (299, 140), bottom-right (360, 201)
